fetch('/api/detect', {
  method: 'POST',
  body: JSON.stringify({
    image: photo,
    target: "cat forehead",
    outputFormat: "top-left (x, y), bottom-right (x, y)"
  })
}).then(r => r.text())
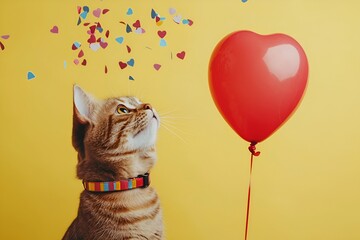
top-left (116, 96), bottom-right (142, 108)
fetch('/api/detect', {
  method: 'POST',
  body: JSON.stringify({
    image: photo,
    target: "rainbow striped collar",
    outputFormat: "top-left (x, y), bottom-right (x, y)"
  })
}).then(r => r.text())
top-left (82, 173), bottom-right (150, 193)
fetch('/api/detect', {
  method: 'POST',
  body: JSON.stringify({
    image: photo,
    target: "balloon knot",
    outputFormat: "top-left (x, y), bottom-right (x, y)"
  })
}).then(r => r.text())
top-left (248, 142), bottom-right (261, 156)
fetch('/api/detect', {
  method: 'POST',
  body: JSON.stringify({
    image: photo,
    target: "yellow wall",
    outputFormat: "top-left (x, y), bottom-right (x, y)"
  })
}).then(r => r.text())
top-left (1, 0), bottom-right (360, 239)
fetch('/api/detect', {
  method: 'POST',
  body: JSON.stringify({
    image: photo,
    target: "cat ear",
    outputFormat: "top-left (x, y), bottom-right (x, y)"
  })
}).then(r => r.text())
top-left (72, 85), bottom-right (96, 154)
top-left (73, 85), bottom-right (96, 123)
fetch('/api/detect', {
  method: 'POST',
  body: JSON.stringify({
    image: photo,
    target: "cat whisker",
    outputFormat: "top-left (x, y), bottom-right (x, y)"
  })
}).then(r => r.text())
top-left (160, 121), bottom-right (189, 144)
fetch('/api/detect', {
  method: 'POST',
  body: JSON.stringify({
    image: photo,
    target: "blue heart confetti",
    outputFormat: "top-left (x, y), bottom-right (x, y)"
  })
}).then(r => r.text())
top-left (27, 71), bottom-right (36, 80)
top-left (115, 37), bottom-right (124, 44)
top-left (126, 8), bottom-right (133, 15)
top-left (129, 76), bottom-right (134, 81)
top-left (151, 9), bottom-right (157, 19)
top-left (80, 11), bottom-right (88, 20)
top-left (127, 58), bottom-right (135, 67)
top-left (83, 6), bottom-right (89, 12)
top-left (126, 24), bottom-right (132, 33)
top-left (159, 39), bottom-right (167, 47)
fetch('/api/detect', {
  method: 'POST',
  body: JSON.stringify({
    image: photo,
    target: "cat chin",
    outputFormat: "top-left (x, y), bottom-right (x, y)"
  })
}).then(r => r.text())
top-left (127, 120), bottom-right (158, 150)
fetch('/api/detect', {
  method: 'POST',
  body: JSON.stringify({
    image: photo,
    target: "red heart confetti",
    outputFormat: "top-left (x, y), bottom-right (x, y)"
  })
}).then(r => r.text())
top-left (176, 51), bottom-right (186, 60)
top-left (105, 30), bottom-right (110, 38)
top-left (133, 20), bottom-right (141, 29)
top-left (77, 6), bottom-right (82, 14)
top-left (157, 30), bottom-right (167, 38)
top-left (126, 45), bottom-right (131, 53)
top-left (0, 41), bottom-right (4, 50)
top-left (78, 49), bottom-right (84, 58)
top-left (105, 65), bottom-right (108, 74)
top-left (81, 59), bottom-right (87, 66)
top-left (87, 35), bottom-right (96, 44)
top-left (153, 64), bottom-right (161, 71)
top-left (83, 22), bottom-right (90, 27)
top-left (102, 9), bottom-right (110, 14)
top-left (119, 61), bottom-right (127, 69)
top-left (100, 41), bottom-right (108, 49)
top-left (50, 26), bottom-right (59, 34)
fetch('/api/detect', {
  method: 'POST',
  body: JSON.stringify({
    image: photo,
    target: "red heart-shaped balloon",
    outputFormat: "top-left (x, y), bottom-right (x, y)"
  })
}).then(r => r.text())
top-left (209, 31), bottom-right (308, 143)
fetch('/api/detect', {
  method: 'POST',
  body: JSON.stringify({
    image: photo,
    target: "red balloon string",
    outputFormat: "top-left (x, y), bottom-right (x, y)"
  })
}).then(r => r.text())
top-left (245, 143), bottom-right (260, 240)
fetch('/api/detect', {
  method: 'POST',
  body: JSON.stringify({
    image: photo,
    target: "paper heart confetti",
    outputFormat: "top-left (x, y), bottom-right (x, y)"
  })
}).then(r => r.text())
top-left (134, 28), bottom-right (145, 34)
top-left (78, 50), bottom-right (84, 58)
top-left (127, 8), bottom-right (133, 15)
top-left (176, 51), bottom-right (186, 60)
top-left (119, 61), bottom-right (127, 69)
top-left (129, 76), bottom-right (134, 81)
top-left (93, 8), bottom-right (101, 18)
top-left (105, 65), bottom-right (108, 74)
top-left (27, 71), bottom-right (36, 80)
top-left (126, 24), bottom-right (132, 33)
top-left (72, 41), bottom-right (81, 50)
top-left (115, 37), bottom-right (124, 44)
top-left (133, 20), bottom-right (141, 28)
top-left (169, 8), bottom-right (176, 15)
top-left (157, 30), bottom-right (167, 38)
top-left (126, 45), bottom-right (131, 53)
top-left (50, 26), bottom-right (59, 34)
top-left (102, 9), bottom-right (110, 14)
top-left (87, 35), bottom-right (96, 44)
top-left (127, 58), bottom-right (135, 67)
top-left (81, 59), bottom-right (87, 66)
top-left (90, 43), bottom-right (100, 51)
top-left (173, 15), bottom-right (182, 24)
top-left (74, 59), bottom-right (80, 65)
top-left (153, 64), bottom-right (161, 71)
top-left (159, 39), bottom-right (167, 47)
top-left (0, 41), bottom-right (4, 50)
top-left (1, 35), bottom-right (10, 39)
top-left (99, 41), bottom-right (108, 49)
top-left (105, 30), bottom-right (110, 38)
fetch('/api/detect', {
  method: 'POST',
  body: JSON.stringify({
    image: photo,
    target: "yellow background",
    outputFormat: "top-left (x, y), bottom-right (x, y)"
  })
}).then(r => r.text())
top-left (1, 0), bottom-right (360, 239)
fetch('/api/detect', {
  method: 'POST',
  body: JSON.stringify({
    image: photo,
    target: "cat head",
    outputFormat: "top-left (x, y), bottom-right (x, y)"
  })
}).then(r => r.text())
top-left (72, 85), bottom-right (160, 180)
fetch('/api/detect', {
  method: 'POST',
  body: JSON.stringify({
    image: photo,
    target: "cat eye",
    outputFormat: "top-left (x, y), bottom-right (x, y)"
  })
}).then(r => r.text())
top-left (116, 105), bottom-right (129, 114)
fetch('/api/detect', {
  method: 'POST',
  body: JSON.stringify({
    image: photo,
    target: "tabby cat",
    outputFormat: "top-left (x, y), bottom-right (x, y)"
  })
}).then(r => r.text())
top-left (63, 85), bottom-right (164, 240)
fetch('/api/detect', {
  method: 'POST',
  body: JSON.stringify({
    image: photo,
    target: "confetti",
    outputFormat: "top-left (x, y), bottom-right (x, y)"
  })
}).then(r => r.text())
top-left (126, 45), bottom-right (131, 53)
top-left (27, 71), bottom-right (36, 80)
top-left (173, 15), bottom-right (182, 24)
top-left (78, 50), bottom-right (84, 58)
top-left (1, 35), bottom-right (10, 39)
top-left (115, 37), bottom-right (124, 44)
top-left (157, 30), bottom-right (167, 38)
top-left (99, 40), bottom-right (108, 49)
top-left (126, 8), bottom-right (133, 15)
top-left (81, 59), bottom-right (87, 66)
top-left (133, 20), bottom-right (141, 28)
top-left (169, 8), bottom-right (176, 15)
top-left (72, 41), bottom-right (81, 50)
top-left (64, 61), bottom-right (67, 69)
top-left (105, 30), bottom-right (110, 38)
top-left (90, 43), bottom-right (100, 51)
top-left (159, 39), bottom-right (167, 47)
top-left (0, 41), bottom-right (4, 50)
top-left (102, 9), bottom-right (110, 14)
top-left (105, 65), bottom-right (108, 73)
top-left (176, 51), bottom-right (186, 60)
top-left (126, 24), bottom-right (132, 33)
top-left (134, 28), bottom-right (145, 34)
top-left (151, 9), bottom-right (157, 19)
top-left (127, 58), bottom-right (135, 67)
top-left (74, 59), bottom-right (80, 65)
top-left (242, 0), bottom-right (248, 2)
top-left (129, 76), bottom-right (134, 81)
top-left (50, 26), bottom-right (59, 34)
top-left (119, 61), bottom-right (127, 69)
top-left (153, 64), bottom-right (161, 71)
top-left (93, 8), bottom-right (101, 18)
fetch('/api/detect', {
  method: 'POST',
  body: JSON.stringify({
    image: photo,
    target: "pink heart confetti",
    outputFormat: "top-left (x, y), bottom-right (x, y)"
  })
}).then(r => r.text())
top-left (176, 51), bottom-right (186, 60)
top-left (1, 35), bottom-right (10, 40)
top-left (74, 59), bottom-right (80, 65)
top-left (93, 8), bottom-right (101, 18)
top-left (153, 64), bottom-right (161, 71)
top-left (169, 8), bottom-right (176, 15)
top-left (50, 26), bottom-right (59, 34)
top-left (100, 41), bottom-right (108, 49)
top-left (157, 30), bottom-right (167, 38)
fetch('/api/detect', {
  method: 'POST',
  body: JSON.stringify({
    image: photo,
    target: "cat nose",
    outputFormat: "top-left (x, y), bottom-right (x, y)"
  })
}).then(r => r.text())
top-left (143, 103), bottom-right (152, 110)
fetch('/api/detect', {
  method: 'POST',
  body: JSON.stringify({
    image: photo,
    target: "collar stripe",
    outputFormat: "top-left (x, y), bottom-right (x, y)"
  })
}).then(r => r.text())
top-left (83, 173), bottom-right (150, 193)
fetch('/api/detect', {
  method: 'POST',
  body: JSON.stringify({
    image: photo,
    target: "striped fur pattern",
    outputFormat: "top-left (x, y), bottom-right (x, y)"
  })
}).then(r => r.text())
top-left (63, 86), bottom-right (163, 240)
